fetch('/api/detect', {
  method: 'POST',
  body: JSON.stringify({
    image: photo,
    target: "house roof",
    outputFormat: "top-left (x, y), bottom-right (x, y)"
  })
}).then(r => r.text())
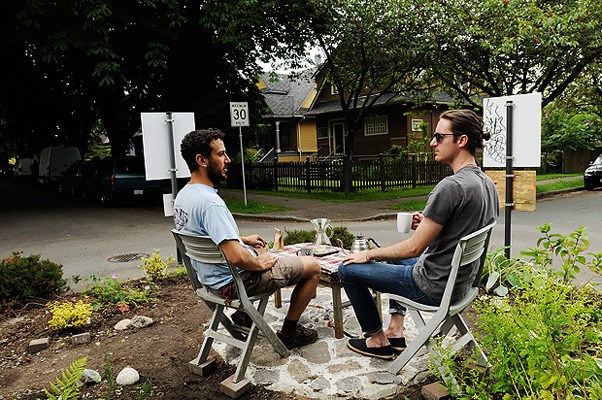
top-left (258, 69), bottom-right (317, 119)
top-left (307, 91), bottom-right (458, 116)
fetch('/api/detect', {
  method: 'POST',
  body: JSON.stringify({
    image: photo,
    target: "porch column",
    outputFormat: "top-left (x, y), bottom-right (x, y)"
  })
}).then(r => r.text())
top-left (275, 121), bottom-right (281, 155)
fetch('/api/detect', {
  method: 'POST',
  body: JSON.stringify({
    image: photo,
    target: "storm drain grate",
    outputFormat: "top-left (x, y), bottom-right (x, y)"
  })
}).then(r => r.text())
top-left (107, 253), bottom-right (149, 263)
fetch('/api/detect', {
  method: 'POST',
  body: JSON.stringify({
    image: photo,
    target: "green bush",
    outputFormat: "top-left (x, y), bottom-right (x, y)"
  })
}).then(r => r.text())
top-left (284, 226), bottom-right (355, 249)
top-left (0, 252), bottom-right (68, 311)
top-left (435, 226), bottom-right (602, 399)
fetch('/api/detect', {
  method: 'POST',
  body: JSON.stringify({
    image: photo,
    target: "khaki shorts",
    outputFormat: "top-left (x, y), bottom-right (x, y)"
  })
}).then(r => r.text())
top-left (239, 256), bottom-right (304, 297)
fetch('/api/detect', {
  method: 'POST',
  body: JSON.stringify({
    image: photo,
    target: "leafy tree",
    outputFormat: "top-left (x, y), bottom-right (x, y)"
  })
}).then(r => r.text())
top-left (305, 0), bottom-right (432, 194)
top-left (421, 0), bottom-right (602, 108)
top-left (1, 0), bottom-right (317, 158)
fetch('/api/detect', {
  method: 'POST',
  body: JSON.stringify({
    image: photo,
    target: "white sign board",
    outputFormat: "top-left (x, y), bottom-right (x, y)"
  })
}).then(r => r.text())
top-left (141, 112), bottom-right (195, 180)
top-left (230, 102), bottom-right (249, 127)
top-left (483, 92), bottom-right (541, 168)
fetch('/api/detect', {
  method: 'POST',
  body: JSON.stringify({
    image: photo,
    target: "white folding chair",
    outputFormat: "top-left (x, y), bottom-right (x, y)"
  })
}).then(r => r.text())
top-left (172, 229), bottom-right (289, 398)
top-left (387, 223), bottom-right (496, 391)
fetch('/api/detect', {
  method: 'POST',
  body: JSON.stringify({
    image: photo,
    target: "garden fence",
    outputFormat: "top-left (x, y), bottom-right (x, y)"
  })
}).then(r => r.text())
top-left (227, 154), bottom-right (452, 192)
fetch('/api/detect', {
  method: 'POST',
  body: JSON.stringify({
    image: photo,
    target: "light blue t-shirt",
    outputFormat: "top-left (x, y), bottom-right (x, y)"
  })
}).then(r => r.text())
top-left (173, 183), bottom-right (241, 289)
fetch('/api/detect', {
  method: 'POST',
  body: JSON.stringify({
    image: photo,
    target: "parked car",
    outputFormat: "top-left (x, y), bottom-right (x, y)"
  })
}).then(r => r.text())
top-left (584, 154), bottom-right (602, 191)
top-left (85, 156), bottom-right (164, 206)
top-left (57, 159), bottom-right (97, 197)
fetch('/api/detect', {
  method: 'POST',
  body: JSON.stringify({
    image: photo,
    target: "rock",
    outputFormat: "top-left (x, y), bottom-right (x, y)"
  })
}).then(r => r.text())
top-left (28, 338), bottom-right (50, 353)
top-left (71, 333), bottom-right (91, 345)
top-left (309, 376), bottom-right (331, 391)
top-left (78, 369), bottom-right (102, 386)
top-left (114, 319), bottom-right (131, 331)
top-left (287, 359), bottom-right (310, 383)
top-left (335, 376), bottom-right (362, 393)
top-left (116, 367), bottom-right (140, 386)
top-left (297, 340), bottom-right (330, 364)
top-left (128, 316), bottom-right (153, 329)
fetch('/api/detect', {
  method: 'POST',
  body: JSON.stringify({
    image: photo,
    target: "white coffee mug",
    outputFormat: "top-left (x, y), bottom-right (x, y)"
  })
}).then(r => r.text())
top-left (397, 212), bottom-right (412, 233)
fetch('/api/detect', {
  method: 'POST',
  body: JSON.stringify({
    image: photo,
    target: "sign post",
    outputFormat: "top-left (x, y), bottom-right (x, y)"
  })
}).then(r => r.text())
top-left (483, 92), bottom-right (541, 258)
top-left (230, 102), bottom-right (249, 206)
top-left (140, 112), bottom-right (195, 217)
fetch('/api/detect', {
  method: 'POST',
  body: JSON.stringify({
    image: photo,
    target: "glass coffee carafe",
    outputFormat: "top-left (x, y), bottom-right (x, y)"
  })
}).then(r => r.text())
top-left (310, 218), bottom-right (334, 248)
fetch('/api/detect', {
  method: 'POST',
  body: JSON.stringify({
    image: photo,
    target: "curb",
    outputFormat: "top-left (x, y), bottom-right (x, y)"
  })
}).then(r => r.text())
top-left (232, 187), bottom-right (585, 222)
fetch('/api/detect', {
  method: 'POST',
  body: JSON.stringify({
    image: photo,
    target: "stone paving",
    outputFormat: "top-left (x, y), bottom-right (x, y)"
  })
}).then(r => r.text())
top-left (210, 286), bottom-right (433, 399)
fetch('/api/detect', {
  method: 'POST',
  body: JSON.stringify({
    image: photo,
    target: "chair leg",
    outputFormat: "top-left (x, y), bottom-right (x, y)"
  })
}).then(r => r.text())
top-left (387, 314), bottom-right (444, 374)
top-left (191, 304), bottom-right (224, 366)
top-left (240, 298), bottom-right (289, 357)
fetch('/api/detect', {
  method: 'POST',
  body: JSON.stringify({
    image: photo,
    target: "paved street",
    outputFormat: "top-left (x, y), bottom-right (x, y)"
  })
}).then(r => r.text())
top-left (1, 179), bottom-right (601, 290)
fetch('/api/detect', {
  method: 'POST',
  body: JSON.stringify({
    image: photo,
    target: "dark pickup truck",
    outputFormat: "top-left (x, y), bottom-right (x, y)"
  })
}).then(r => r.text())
top-left (86, 156), bottom-right (164, 206)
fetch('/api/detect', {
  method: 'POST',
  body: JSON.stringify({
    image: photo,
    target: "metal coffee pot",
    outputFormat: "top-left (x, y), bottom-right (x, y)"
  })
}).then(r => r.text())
top-left (350, 235), bottom-right (369, 253)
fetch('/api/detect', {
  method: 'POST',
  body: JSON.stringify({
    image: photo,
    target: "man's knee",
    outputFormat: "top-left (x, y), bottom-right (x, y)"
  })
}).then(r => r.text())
top-left (302, 257), bottom-right (320, 280)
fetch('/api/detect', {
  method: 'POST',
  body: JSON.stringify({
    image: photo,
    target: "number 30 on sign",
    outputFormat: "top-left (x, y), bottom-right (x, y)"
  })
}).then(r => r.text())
top-left (230, 102), bottom-right (249, 127)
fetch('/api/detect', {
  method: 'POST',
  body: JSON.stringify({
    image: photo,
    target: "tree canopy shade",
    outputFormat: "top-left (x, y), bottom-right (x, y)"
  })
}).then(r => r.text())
top-left (0, 0), bottom-right (317, 158)
top-left (421, 0), bottom-right (602, 108)
top-left (306, 0), bottom-right (433, 193)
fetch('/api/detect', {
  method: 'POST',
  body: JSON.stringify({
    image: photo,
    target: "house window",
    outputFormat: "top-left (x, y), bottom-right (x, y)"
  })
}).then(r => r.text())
top-left (364, 115), bottom-right (388, 136)
top-left (411, 119), bottom-right (424, 132)
top-left (317, 127), bottom-right (328, 139)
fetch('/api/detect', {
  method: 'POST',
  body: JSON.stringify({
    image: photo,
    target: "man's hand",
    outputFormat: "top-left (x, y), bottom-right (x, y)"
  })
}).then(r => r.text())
top-left (411, 212), bottom-right (424, 231)
top-left (242, 235), bottom-right (267, 249)
top-left (342, 251), bottom-right (370, 266)
top-left (255, 252), bottom-right (278, 271)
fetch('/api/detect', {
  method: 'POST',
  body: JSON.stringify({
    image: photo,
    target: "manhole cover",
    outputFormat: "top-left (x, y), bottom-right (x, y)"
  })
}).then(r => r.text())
top-left (107, 253), bottom-right (149, 263)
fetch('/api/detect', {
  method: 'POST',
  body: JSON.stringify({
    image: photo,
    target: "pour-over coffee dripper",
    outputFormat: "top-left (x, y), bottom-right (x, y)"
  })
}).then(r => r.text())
top-left (310, 218), bottom-right (334, 248)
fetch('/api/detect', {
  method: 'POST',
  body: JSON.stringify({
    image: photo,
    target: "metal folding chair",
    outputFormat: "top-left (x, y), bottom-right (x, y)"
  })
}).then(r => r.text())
top-left (387, 223), bottom-right (496, 392)
top-left (172, 229), bottom-right (289, 398)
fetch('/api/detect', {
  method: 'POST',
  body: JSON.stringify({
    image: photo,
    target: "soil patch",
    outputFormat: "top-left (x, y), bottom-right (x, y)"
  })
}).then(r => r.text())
top-left (1, 276), bottom-right (427, 400)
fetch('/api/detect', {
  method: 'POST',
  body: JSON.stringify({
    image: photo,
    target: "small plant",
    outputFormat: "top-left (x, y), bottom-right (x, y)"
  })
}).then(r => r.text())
top-left (481, 247), bottom-right (533, 296)
top-left (0, 252), bottom-right (68, 311)
top-left (284, 226), bottom-right (355, 249)
top-left (139, 249), bottom-right (174, 282)
top-left (102, 353), bottom-right (117, 400)
top-left (82, 274), bottom-right (153, 311)
top-left (135, 370), bottom-right (154, 400)
top-left (47, 300), bottom-right (93, 331)
top-left (40, 356), bottom-right (87, 400)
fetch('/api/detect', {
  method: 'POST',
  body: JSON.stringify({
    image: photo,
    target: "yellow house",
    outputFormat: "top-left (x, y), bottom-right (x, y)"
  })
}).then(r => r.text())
top-left (257, 70), bottom-right (319, 162)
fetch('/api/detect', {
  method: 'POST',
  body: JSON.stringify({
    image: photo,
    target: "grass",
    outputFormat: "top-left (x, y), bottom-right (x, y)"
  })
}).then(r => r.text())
top-left (249, 186), bottom-right (434, 203)
top-left (536, 176), bottom-right (584, 192)
top-left (224, 198), bottom-right (292, 214)
top-left (227, 173), bottom-right (584, 213)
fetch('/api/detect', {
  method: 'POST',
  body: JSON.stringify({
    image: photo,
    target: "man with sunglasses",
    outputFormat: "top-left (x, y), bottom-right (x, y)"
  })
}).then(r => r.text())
top-left (339, 109), bottom-right (499, 360)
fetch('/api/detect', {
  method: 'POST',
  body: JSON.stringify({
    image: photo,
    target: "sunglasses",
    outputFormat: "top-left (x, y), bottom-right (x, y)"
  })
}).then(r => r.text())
top-left (433, 132), bottom-right (458, 143)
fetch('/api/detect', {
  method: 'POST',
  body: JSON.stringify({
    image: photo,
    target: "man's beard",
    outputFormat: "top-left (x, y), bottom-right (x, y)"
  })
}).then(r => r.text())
top-left (207, 162), bottom-right (227, 186)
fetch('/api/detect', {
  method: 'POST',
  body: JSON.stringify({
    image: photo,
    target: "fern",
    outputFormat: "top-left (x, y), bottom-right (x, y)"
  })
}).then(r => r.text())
top-left (41, 356), bottom-right (87, 400)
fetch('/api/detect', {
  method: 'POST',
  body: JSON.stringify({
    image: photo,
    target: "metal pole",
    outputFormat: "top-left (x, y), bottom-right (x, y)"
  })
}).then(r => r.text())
top-left (166, 112), bottom-right (178, 201)
top-left (504, 101), bottom-right (514, 259)
top-left (239, 126), bottom-right (247, 206)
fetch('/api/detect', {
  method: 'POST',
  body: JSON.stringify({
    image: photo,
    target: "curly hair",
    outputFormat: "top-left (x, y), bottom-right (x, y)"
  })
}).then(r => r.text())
top-left (441, 110), bottom-right (490, 156)
top-left (180, 129), bottom-right (225, 173)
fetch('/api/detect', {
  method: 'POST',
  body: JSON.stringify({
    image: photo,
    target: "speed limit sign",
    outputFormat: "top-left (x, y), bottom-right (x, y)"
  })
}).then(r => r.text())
top-left (230, 102), bottom-right (249, 127)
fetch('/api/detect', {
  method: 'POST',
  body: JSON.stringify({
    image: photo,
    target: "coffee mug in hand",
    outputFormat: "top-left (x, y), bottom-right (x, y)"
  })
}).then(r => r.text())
top-left (397, 212), bottom-right (412, 233)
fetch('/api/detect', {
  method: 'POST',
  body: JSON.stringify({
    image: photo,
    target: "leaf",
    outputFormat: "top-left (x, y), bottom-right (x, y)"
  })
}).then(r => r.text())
top-left (494, 285), bottom-right (509, 297)
top-left (486, 271), bottom-right (500, 292)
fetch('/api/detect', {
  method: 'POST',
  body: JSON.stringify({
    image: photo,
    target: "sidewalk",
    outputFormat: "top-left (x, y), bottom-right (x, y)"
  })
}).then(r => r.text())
top-left (220, 180), bottom-right (583, 222)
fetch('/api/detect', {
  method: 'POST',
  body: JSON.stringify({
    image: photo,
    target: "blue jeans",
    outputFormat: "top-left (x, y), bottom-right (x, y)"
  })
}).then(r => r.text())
top-left (338, 258), bottom-right (440, 337)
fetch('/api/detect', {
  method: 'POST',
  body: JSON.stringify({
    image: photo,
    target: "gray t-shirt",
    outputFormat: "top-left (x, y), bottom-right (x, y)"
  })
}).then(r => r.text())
top-left (412, 166), bottom-right (499, 301)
